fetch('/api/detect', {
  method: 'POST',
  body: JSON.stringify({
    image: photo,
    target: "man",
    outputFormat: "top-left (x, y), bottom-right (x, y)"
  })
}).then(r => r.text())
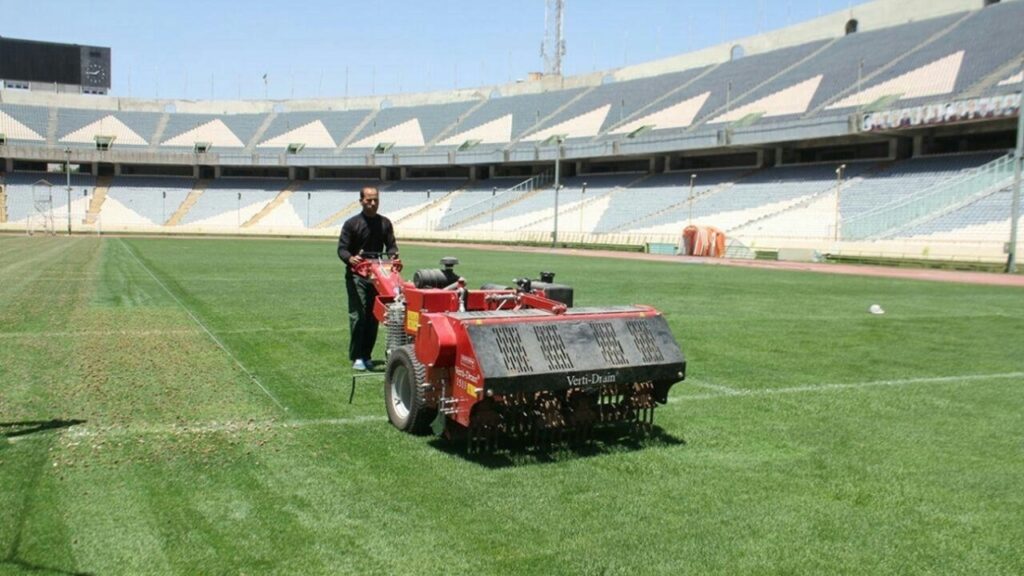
top-left (337, 186), bottom-right (399, 371)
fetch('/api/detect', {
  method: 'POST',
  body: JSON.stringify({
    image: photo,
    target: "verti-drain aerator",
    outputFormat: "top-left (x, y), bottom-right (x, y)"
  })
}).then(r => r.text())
top-left (353, 255), bottom-right (686, 450)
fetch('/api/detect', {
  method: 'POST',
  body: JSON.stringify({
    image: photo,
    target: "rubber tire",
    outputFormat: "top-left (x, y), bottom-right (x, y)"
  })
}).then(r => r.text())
top-left (384, 345), bottom-right (437, 435)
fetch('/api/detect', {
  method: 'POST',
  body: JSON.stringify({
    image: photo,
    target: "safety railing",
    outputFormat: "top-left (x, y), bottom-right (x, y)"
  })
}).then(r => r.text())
top-left (437, 171), bottom-right (552, 230)
top-left (841, 154), bottom-right (1016, 240)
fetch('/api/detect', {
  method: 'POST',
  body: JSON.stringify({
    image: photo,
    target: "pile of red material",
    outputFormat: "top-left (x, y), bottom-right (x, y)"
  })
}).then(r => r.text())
top-left (681, 225), bottom-right (726, 257)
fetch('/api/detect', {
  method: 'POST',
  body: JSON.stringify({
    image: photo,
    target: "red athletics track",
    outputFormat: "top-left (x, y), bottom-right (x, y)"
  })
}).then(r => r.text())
top-left (406, 241), bottom-right (1024, 288)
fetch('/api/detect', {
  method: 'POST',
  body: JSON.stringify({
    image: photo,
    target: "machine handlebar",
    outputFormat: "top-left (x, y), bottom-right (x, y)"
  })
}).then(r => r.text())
top-left (352, 252), bottom-right (403, 277)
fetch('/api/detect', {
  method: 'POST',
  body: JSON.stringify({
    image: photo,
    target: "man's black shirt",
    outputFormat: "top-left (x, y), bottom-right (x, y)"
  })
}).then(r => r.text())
top-left (337, 211), bottom-right (398, 267)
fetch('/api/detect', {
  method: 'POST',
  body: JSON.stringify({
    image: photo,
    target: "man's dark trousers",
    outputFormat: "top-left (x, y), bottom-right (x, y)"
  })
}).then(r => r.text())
top-left (346, 272), bottom-right (378, 361)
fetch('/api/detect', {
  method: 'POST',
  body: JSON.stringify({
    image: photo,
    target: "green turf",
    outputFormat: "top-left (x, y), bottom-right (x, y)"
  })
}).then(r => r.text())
top-left (1, 236), bottom-right (1022, 575)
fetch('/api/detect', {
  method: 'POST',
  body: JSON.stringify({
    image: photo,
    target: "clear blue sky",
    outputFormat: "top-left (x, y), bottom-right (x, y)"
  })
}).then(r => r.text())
top-left (4, 0), bottom-right (864, 100)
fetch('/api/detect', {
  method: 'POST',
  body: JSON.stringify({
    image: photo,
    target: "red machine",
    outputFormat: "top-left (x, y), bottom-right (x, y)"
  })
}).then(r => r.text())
top-left (354, 255), bottom-right (686, 450)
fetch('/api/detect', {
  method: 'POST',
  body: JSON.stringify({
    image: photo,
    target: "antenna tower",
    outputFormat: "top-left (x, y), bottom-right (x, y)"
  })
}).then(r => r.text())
top-left (541, 0), bottom-right (566, 76)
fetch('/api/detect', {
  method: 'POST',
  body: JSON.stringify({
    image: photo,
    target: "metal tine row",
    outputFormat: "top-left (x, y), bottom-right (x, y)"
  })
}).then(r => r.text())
top-left (463, 382), bottom-right (660, 452)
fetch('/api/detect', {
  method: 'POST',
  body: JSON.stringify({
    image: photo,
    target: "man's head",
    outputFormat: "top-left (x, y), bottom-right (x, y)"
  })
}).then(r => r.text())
top-left (360, 186), bottom-right (380, 217)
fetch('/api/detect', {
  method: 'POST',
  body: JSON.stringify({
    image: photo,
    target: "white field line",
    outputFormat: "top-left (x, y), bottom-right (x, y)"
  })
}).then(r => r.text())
top-left (9, 371), bottom-right (1020, 443)
top-left (688, 380), bottom-right (742, 395)
top-left (24, 273), bottom-right (104, 279)
top-left (0, 326), bottom-right (343, 339)
top-left (671, 371), bottom-right (1024, 402)
top-left (118, 238), bottom-right (289, 412)
top-left (9, 416), bottom-right (386, 443)
top-left (221, 327), bottom-right (343, 335)
top-left (0, 329), bottom-right (199, 339)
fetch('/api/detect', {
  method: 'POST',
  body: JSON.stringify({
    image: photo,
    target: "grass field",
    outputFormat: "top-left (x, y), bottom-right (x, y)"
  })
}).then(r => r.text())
top-left (2, 235), bottom-right (1023, 575)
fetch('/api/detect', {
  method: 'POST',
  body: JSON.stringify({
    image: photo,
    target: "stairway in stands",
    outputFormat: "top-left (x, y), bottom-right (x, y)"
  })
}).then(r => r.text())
top-left (84, 176), bottom-right (113, 224)
top-left (242, 181), bottom-right (301, 228)
top-left (166, 180), bottom-right (209, 226)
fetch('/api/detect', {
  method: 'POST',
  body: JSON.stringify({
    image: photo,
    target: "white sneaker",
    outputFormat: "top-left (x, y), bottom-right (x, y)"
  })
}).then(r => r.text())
top-left (352, 359), bottom-right (367, 371)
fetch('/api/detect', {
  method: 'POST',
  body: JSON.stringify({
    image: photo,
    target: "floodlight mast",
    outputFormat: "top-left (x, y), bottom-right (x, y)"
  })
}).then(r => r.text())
top-left (547, 134), bottom-right (565, 247)
top-left (688, 174), bottom-right (697, 225)
top-left (1006, 56), bottom-right (1024, 273)
top-left (64, 148), bottom-right (71, 236)
top-left (834, 164), bottom-right (846, 241)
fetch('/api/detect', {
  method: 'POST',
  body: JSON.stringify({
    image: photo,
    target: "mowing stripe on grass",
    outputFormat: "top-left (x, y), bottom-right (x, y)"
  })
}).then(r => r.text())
top-left (675, 371), bottom-right (1024, 402)
top-left (118, 238), bottom-right (289, 412)
top-left (0, 238), bottom-right (75, 277)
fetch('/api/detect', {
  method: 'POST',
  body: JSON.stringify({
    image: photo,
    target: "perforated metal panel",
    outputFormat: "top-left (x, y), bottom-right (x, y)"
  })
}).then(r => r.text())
top-left (534, 324), bottom-right (575, 370)
top-left (493, 325), bottom-right (533, 374)
top-left (591, 322), bottom-right (628, 366)
top-left (627, 319), bottom-right (665, 363)
top-left (463, 312), bottom-right (685, 395)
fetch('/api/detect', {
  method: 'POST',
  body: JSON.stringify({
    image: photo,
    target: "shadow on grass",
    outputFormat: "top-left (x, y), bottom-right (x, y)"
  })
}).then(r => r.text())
top-left (2, 419), bottom-right (94, 576)
top-left (0, 557), bottom-right (94, 576)
top-left (427, 425), bottom-right (685, 468)
top-left (0, 419), bottom-right (86, 439)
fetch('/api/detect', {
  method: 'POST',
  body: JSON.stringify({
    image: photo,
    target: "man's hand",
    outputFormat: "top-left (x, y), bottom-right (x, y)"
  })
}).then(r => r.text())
top-left (349, 255), bottom-right (364, 267)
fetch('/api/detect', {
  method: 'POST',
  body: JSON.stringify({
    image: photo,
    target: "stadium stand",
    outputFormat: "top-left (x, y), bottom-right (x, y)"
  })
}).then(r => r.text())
top-left (455, 173), bottom-right (635, 232)
top-left (2, 172), bottom-right (96, 223)
top-left (593, 170), bottom-right (751, 233)
top-left (433, 88), bottom-right (588, 149)
top-left (0, 104), bottom-right (49, 142)
top-left (285, 180), bottom-right (369, 228)
top-left (708, 15), bottom-right (962, 124)
top-left (898, 185), bottom-right (1020, 240)
top-left (1, 0), bottom-right (1021, 262)
top-left (438, 174), bottom-right (553, 230)
top-left (509, 173), bottom-right (649, 233)
top-left (105, 176), bottom-right (195, 227)
top-left (177, 179), bottom-right (283, 228)
top-left (258, 109), bottom-right (374, 151)
top-left (348, 101), bottom-right (479, 149)
top-left (160, 113), bottom-right (265, 149)
top-left (839, 153), bottom-right (1002, 220)
top-left (545, 68), bottom-right (712, 139)
top-left (823, 1), bottom-right (1024, 112)
top-left (370, 179), bottom-right (465, 229)
top-left (629, 163), bottom-right (872, 234)
top-left (56, 109), bottom-right (158, 147)
top-left (418, 177), bottom-right (525, 228)
top-left (600, 40), bottom-right (832, 138)
top-left (348, 117), bottom-right (426, 149)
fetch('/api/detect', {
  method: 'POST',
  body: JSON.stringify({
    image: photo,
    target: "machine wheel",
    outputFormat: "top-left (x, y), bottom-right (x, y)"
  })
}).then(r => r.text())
top-left (384, 345), bottom-right (436, 435)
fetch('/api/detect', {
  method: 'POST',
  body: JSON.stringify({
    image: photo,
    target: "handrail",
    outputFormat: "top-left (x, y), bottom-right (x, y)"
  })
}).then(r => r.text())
top-left (842, 154), bottom-right (1015, 240)
top-left (438, 171), bottom-right (552, 230)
